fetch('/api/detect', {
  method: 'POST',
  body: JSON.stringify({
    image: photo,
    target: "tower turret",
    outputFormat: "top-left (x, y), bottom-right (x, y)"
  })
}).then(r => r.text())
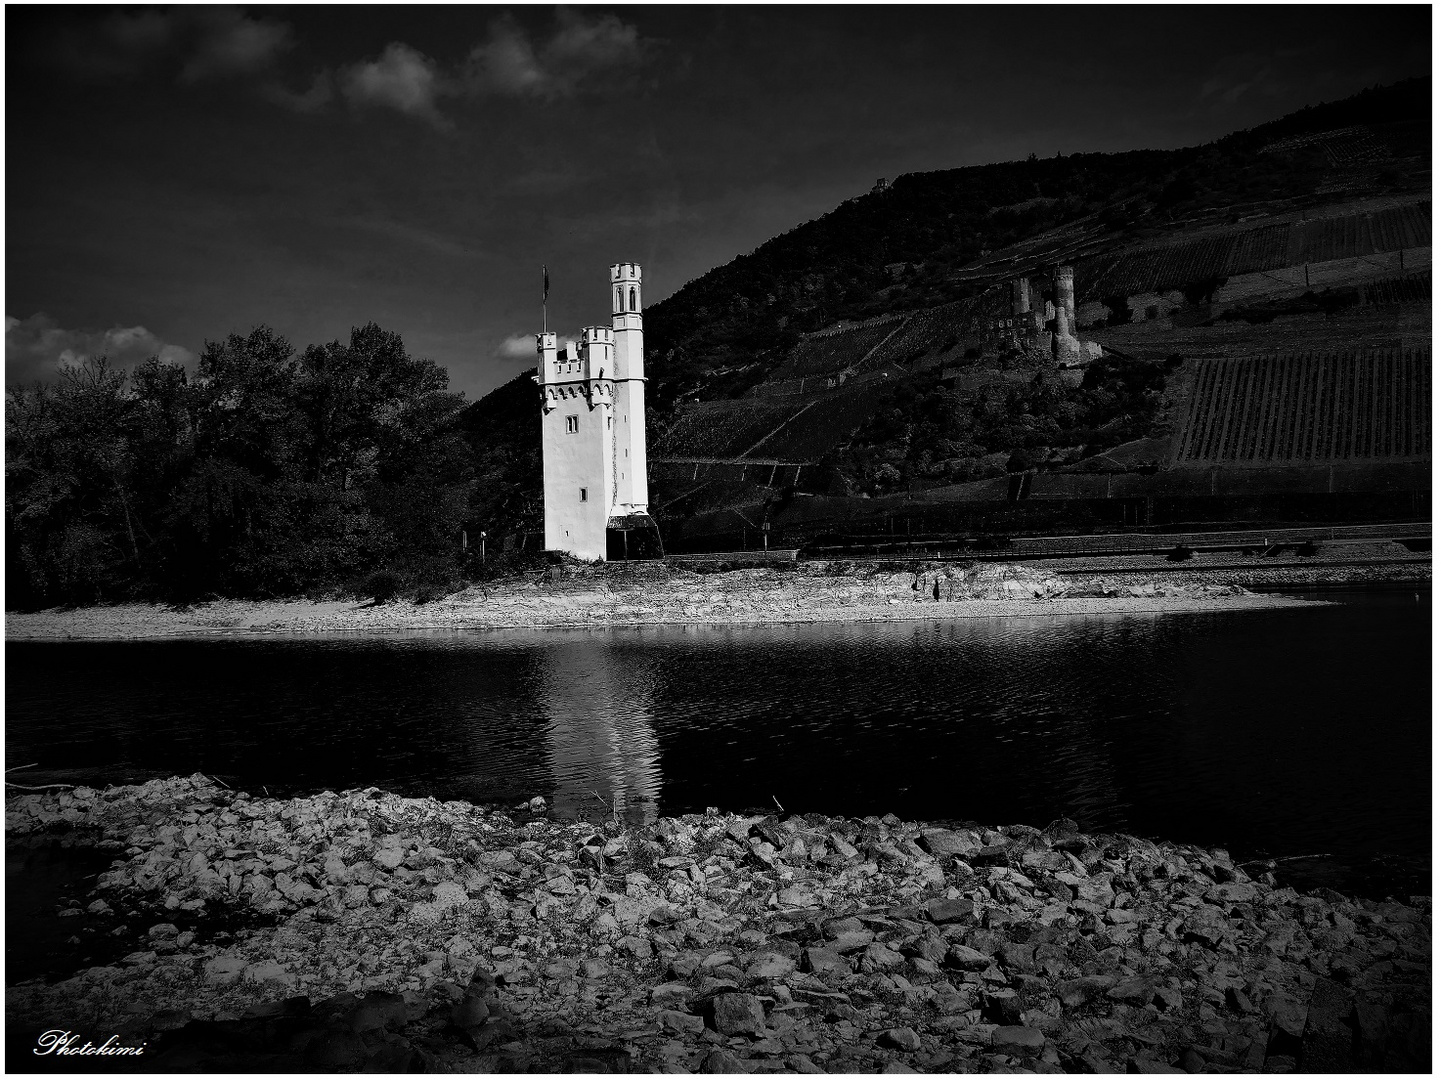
top-left (1050, 265), bottom-right (1081, 364)
top-left (610, 262), bottom-right (648, 513)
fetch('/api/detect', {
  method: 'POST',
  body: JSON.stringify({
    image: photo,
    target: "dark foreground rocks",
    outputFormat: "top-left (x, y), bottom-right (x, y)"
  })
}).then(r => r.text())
top-left (7, 776), bottom-right (1431, 1072)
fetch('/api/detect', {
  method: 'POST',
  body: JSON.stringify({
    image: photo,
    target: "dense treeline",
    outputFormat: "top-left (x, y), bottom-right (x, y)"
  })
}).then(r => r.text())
top-left (833, 355), bottom-right (1174, 494)
top-left (6, 324), bottom-right (476, 609)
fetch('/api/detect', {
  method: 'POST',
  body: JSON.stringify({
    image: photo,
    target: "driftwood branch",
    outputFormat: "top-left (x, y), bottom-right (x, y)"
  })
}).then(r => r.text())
top-left (7, 782), bottom-right (76, 792)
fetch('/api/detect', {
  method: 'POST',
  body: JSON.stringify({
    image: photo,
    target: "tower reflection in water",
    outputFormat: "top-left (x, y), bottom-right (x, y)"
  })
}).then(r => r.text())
top-left (540, 636), bottom-right (662, 824)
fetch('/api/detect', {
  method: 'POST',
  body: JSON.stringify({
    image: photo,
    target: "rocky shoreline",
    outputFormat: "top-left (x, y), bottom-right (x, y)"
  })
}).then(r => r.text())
top-left (6, 776), bottom-right (1430, 1072)
top-left (3, 561), bottom-right (1349, 641)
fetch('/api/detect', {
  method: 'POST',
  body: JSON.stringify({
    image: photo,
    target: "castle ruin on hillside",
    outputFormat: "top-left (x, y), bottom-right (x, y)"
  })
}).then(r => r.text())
top-left (989, 264), bottom-right (1088, 365)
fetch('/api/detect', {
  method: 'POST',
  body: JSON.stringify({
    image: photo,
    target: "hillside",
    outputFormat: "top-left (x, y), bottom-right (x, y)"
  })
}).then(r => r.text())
top-left (462, 78), bottom-right (1430, 550)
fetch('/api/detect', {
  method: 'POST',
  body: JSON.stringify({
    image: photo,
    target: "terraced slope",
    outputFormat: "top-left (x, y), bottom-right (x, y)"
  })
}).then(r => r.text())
top-left (1171, 349), bottom-right (1430, 467)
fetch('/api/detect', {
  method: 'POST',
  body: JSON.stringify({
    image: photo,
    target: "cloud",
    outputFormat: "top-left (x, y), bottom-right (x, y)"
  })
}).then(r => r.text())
top-left (41, 7), bottom-right (650, 125)
top-left (48, 6), bottom-right (292, 85)
top-left (261, 72), bottom-right (335, 114)
top-left (340, 43), bottom-right (447, 126)
top-left (496, 332), bottom-right (579, 364)
top-left (6, 313), bottom-right (197, 386)
top-left (1199, 54), bottom-right (1287, 105)
top-left (463, 10), bottom-right (648, 99)
top-left (180, 7), bottom-right (294, 83)
top-left (498, 333), bottom-right (540, 360)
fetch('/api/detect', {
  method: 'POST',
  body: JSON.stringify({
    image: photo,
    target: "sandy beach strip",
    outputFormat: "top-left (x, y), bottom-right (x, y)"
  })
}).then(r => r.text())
top-left (6, 590), bottom-right (1328, 642)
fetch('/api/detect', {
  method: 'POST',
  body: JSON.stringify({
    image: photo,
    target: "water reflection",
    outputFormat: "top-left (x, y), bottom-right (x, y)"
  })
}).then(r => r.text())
top-left (539, 637), bottom-right (662, 823)
top-left (4, 590), bottom-right (1429, 860)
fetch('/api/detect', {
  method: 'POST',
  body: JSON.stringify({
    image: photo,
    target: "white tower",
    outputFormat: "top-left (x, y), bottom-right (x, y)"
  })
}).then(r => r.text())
top-left (534, 263), bottom-right (648, 560)
top-left (610, 262), bottom-right (649, 513)
top-left (536, 324), bottom-right (616, 560)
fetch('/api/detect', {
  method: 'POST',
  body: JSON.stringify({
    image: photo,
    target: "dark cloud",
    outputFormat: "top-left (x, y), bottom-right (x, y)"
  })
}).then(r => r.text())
top-left (6, 314), bottom-right (197, 386)
top-left (46, 6), bottom-right (292, 84)
top-left (463, 10), bottom-right (649, 99)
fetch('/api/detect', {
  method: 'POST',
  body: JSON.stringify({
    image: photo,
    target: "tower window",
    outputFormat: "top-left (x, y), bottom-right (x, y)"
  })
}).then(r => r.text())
top-left (565, 415), bottom-right (579, 434)
top-left (629, 287), bottom-right (637, 311)
top-left (579, 487), bottom-right (587, 502)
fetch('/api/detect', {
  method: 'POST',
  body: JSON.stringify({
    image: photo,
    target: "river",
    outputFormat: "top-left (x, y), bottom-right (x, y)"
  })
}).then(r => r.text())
top-left (5, 588), bottom-right (1429, 865)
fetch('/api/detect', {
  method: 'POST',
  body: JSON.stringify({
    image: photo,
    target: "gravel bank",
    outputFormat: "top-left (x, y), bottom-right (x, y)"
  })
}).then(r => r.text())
top-left (6, 776), bottom-right (1430, 1072)
top-left (4, 562), bottom-right (1340, 641)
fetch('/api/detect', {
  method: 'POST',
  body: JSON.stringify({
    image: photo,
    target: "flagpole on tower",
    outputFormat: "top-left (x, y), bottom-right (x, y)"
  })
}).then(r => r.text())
top-left (542, 265), bottom-right (549, 335)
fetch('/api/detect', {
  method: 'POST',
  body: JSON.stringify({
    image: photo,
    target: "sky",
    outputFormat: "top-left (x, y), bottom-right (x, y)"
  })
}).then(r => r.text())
top-left (5, 5), bottom-right (1431, 401)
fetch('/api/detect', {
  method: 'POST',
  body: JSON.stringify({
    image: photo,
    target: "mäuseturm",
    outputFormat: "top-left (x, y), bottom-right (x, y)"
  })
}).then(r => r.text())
top-left (534, 263), bottom-right (650, 560)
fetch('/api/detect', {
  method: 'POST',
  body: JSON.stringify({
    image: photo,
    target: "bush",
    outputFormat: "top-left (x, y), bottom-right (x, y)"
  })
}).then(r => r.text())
top-left (365, 570), bottom-right (402, 604)
top-left (1103, 296), bottom-right (1133, 326)
top-left (1182, 276), bottom-right (1228, 306)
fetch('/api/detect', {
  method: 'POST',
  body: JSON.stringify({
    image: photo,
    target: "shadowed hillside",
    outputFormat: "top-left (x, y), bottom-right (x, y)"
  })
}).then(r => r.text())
top-left (462, 79), bottom-right (1430, 550)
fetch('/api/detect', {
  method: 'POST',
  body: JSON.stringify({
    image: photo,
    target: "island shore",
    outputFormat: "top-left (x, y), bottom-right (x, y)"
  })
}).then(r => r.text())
top-left (6, 776), bottom-right (1430, 1072)
top-left (7, 555), bottom-right (1404, 641)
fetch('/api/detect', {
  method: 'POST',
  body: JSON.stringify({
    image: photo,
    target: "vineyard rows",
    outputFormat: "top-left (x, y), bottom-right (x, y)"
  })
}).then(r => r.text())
top-left (747, 386), bottom-right (882, 461)
top-left (1364, 272), bottom-right (1431, 306)
top-left (1080, 201), bottom-right (1431, 299)
top-left (664, 400), bottom-right (807, 459)
top-left (865, 296), bottom-right (992, 368)
top-left (1172, 348), bottom-right (1430, 467)
top-left (770, 319), bottom-right (904, 380)
top-left (1261, 125), bottom-right (1392, 167)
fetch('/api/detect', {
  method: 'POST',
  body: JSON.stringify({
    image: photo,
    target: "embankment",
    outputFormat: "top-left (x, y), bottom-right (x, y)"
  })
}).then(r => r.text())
top-left (6, 776), bottom-right (1430, 1072)
top-left (3, 560), bottom-right (1359, 640)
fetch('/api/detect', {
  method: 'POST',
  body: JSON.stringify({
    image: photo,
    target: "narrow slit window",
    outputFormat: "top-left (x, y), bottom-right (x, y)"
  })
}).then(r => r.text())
top-left (579, 487), bottom-right (587, 502)
top-left (629, 287), bottom-right (637, 311)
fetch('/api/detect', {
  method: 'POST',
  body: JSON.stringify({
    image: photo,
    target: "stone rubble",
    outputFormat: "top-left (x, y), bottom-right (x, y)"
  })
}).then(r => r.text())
top-left (7, 775), bottom-right (1431, 1072)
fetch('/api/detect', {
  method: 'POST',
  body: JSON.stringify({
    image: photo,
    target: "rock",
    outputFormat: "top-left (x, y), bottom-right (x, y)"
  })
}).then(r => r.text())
top-left (991, 1026), bottom-right (1045, 1054)
top-left (879, 1027), bottom-right (922, 1052)
top-left (804, 947), bottom-right (850, 975)
top-left (861, 942), bottom-right (905, 971)
top-left (651, 983), bottom-right (693, 1008)
top-left (1107, 976), bottom-right (1156, 1006)
top-left (1226, 985), bottom-right (1254, 1014)
top-left (451, 994), bottom-right (491, 1029)
top-left (701, 1048), bottom-right (750, 1073)
top-left (1177, 1048), bottom-right (1206, 1073)
top-left (982, 988), bottom-right (1023, 1025)
top-left (432, 881), bottom-right (468, 907)
top-left (830, 929), bottom-right (875, 952)
top-left (1266, 993), bottom-right (1308, 1039)
top-left (745, 952), bottom-right (796, 981)
top-left (351, 991), bottom-right (408, 1033)
top-left (786, 1054), bottom-right (824, 1073)
top-left (659, 1009), bottom-right (704, 1034)
top-left (1130, 1055), bottom-right (1186, 1073)
top-left (711, 992), bottom-right (766, 1037)
top-left (243, 961), bottom-right (295, 989)
top-left (946, 944), bottom-right (991, 971)
top-left (1300, 977), bottom-right (1353, 1072)
top-left (203, 956), bottom-right (247, 987)
top-left (925, 897), bottom-right (975, 924)
top-left (374, 844), bottom-right (405, 871)
top-left (919, 829), bottom-right (980, 857)
top-left (303, 1028), bottom-right (367, 1069)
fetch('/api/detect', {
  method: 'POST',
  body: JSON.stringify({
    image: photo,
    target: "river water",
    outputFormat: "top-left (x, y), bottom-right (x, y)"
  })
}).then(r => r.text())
top-left (5, 588), bottom-right (1429, 864)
